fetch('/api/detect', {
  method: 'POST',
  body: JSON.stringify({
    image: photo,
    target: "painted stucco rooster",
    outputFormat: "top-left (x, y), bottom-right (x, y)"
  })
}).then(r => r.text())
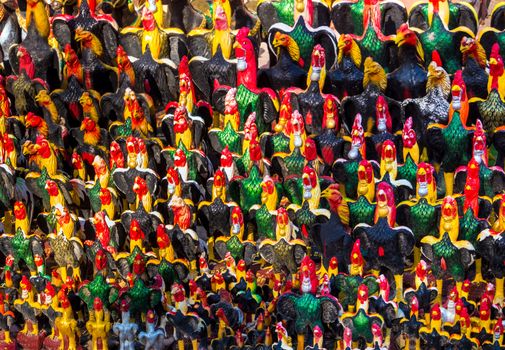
top-left (275, 256), bottom-right (341, 350)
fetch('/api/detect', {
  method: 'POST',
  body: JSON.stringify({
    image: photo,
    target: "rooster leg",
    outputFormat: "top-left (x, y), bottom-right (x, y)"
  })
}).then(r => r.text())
top-left (72, 266), bottom-right (81, 282)
top-left (339, 185), bottom-right (347, 199)
top-left (297, 334), bottom-right (304, 350)
top-left (59, 266), bottom-right (68, 283)
top-left (366, 118), bottom-right (374, 133)
top-left (435, 279), bottom-right (443, 305)
top-left (473, 258), bottom-right (485, 283)
top-left (3, 331), bottom-right (12, 343)
top-left (495, 277), bottom-right (505, 305)
top-left (455, 280), bottom-right (462, 293)
top-left (443, 171), bottom-right (454, 196)
top-left (413, 247), bottom-right (421, 269)
top-left (394, 274), bottom-right (403, 302)
top-left (405, 246), bottom-right (421, 272)
top-left (292, 274), bottom-right (299, 290)
top-left (164, 292), bottom-right (172, 307)
top-left (433, 162), bottom-right (440, 174)
top-left (217, 321), bottom-right (225, 339)
top-left (420, 148), bottom-right (429, 163)
top-left (424, 312), bottom-right (431, 325)
top-left (68, 335), bottom-right (76, 350)
top-left (384, 327), bottom-right (391, 348)
top-left (3, 210), bottom-right (13, 234)
top-left (191, 339), bottom-right (198, 350)
top-left (415, 338), bottom-right (421, 350)
top-left (178, 339), bottom-right (185, 350)
top-left (20, 322), bottom-right (28, 334)
top-left (207, 238), bottom-right (215, 261)
top-left (31, 320), bottom-right (38, 335)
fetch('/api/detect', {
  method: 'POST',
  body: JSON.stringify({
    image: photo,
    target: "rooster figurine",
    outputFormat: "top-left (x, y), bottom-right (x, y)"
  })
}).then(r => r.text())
top-left (86, 297), bottom-right (112, 350)
top-left (353, 182), bottom-right (415, 300)
top-left (213, 206), bottom-right (257, 264)
top-left (454, 120), bottom-right (505, 198)
top-left (421, 196), bottom-right (475, 294)
top-left (0, 201), bottom-right (45, 274)
top-left (313, 95), bottom-right (343, 168)
top-left (258, 30), bottom-right (307, 90)
top-left (332, 114), bottom-right (378, 199)
top-left (328, 34), bottom-right (364, 100)
top-left (341, 284), bottom-right (384, 346)
top-left (426, 70), bottom-right (475, 195)
top-left (14, 275), bottom-right (45, 348)
top-left (341, 57), bottom-right (402, 134)
top-left (8, 0), bottom-right (60, 89)
top-left (112, 299), bottom-right (138, 350)
top-left (470, 44), bottom-right (505, 134)
top-left (258, 207), bottom-right (307, 274)
top-left (212, 27), bottom-right (278, 135)
top-left (266, 17), bottom-right (337, 72)
top-left (386, 23), bottom-right (427, 100)
top-left (330, 239), bottom-right (380, 311)
top-left (397, 163), bottom-right (440, 264)
top-left (257, 0), bottom-right (330, 30)
top-left (249, 175), bottom-right (282, 240)
top-left (166, 283), bottom-right (208, 350)
top-left (331, 0), bottom-right (406, 36)
top-left (412, 3), bottom-right (474, 74)
top-left (460, 36), bottom-right (489, 99)
top-left (477, 195), bottom-right (505, 304)
top-left (402, 59), bottom-right (451, 132)
top-left (347, 159), bottom-right (378, 229)
top-left (112, 137), bottom-right (158, 205)
top-left (287, 45), bottom-right (338, 135)
top-left (197, 169), bottom-right (235, 239)
top-left (275, 256), bottom-right (341, 350)
top-left (120, 6), bottom-right (186, 62)
top-left (408, 0), bottom-right (478, 33)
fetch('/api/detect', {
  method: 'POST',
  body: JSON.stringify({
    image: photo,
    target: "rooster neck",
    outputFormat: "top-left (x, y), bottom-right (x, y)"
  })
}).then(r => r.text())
top-left (398, 45), bottom-right (421, 65)
top-left (26, 0), bottom-right (50, 39)
top-left (237, 61), bottom-right (258, 89)
top-left (277, 44), bottom-right (301, 68)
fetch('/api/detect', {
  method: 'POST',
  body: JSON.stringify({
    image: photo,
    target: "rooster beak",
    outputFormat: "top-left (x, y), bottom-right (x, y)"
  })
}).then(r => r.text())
top-left (80, 123), bottom-right (85, 131)
top-left (490, 57), bottom-right (498, 65)
top-left (233, 41), bottom-right (242, 50)
top-left (320, 188), bottom-right (329, 198)
top-left (394, 32), bottom-right (404, 45)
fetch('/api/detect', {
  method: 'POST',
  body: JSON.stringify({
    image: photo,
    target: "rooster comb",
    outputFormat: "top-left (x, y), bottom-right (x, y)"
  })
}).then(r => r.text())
top-left (236, 27), bottom-right (250, 40)
top-left (178, 56), bottom-right (190, 77)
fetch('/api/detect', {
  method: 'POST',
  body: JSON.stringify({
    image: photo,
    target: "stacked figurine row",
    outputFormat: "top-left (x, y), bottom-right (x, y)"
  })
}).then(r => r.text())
top-left (3, 0), bottom-right (505, 348)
